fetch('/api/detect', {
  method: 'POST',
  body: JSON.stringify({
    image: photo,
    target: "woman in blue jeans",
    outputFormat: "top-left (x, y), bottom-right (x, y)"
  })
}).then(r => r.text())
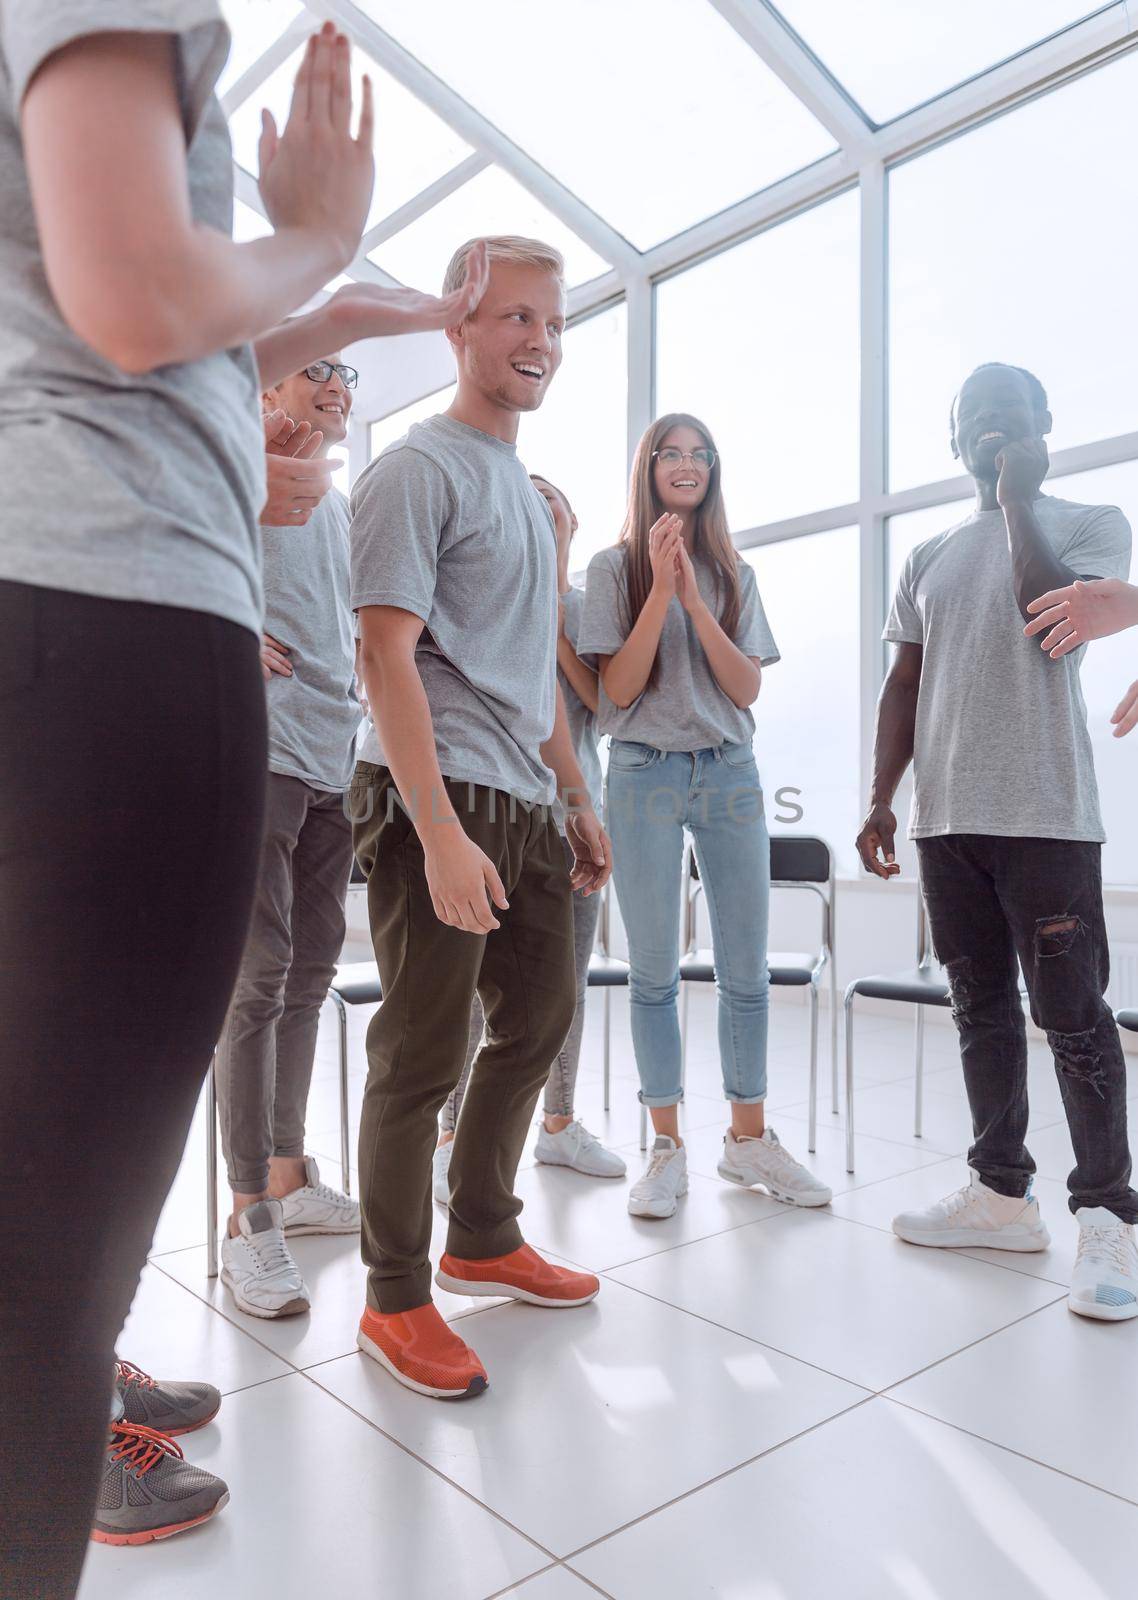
top-left (580, 414), bottom-right (831, 1218)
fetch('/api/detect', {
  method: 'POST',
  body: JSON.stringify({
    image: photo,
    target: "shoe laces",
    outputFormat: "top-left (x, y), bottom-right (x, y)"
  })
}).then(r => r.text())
top-left (115, 1359), bottom-right (157, 1391)
top-left (108, 1421), bottom-right (182, 1479)
top-left (568, 1120), bottom-right (603, 1152)
top-left (245, 1227), bottom-right (296, 1278)
top-left (298, 1179), bottom-right (350, 1207)
top-left (937, 1184), bottom-right (979, 1220)
top-left (1076, 1221), bottom-right (1136, 1275)
top-left (642, 1147), bottom-right (678, 1184)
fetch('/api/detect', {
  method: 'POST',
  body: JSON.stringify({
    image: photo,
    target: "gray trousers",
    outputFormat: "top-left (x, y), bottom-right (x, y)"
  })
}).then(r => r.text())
top-left (440, 834), bottom-right (601, 1131)
top-left (215, 772), bottom-right (353, 1192)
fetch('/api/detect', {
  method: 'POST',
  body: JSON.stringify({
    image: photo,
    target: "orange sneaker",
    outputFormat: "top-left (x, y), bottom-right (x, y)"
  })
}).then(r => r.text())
top-left (436, 1243), bottom-right (600, 1307)
top-left (357, 1303), bottom-right (488, 1400)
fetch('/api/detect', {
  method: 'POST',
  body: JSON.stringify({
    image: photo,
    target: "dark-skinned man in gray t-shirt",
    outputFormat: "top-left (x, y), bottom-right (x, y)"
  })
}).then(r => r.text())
top-left (858, 363), bottom-right (1138, 1321)
top-left (350, 236), bottom-right (612, 1399)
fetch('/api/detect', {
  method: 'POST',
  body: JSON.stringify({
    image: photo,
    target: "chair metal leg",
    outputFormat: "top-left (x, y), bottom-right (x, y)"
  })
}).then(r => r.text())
top-left (332, 992), bottom-right (351, 1196)
top-left (844, 990), bottom-right (856, 1173)
top-left (808, 982), bottom-right (819, 1153)
top-left (206, 1055), bottom-right (219, 1279)
top-left (914, 1005), bottom-right (925, 1140)
top-left (603, 987), bottom-right (611, 1113)
top-left (829, 961), bottom-right (839, 1116)
top-left (639, 1101), bottom-right (648, 1152)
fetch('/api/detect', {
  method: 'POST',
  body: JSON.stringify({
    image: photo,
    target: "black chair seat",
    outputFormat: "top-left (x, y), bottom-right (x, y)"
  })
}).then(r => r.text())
top-left (1117, 1009), bottom-right (1138, 1034)
top-left (330, 961), bottom-right (383, 1006)
top-left (849, 967), bottom-right (951, 1007)
top-left (679, 949), bottom-right (818, 987)
top-left (587, 953), bottom-right (630, 987)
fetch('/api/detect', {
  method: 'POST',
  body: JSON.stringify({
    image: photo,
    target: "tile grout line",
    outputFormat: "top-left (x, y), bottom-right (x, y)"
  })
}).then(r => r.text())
top-left (880, 1392), bottom-right (1138, 1511)
top-left (556, 1392), bottom-right (879, 1567)
top-left (481, 1562), bottom-right (617, 1600)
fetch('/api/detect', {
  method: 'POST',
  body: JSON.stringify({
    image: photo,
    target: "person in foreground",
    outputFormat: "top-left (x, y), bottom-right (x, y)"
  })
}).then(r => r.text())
top-left (0, 9), bottom-right (491, 1587)
top-left (858, 363), bottom-right (1138, 1321)
top-left (350, 236), bottom-right (612, 1400)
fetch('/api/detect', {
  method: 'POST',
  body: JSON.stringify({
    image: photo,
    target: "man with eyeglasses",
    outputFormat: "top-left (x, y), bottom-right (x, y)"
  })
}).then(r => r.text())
top-left (213, 352), bottom-right (365, 1320)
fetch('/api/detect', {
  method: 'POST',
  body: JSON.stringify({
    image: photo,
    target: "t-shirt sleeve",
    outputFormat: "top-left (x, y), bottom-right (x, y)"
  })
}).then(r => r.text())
top-left (883, 550), bottom-right (924, 644)
top-left (734, 561), bottom-right (780, 666)
top-left (1060, 504), bottom-right (1133, 582)
top-left (2, 1), bottom-right (228, 136)
top-left (577, 552), bottom-right (630, 666)
top-left (350, 447), bottom-right (453, 622)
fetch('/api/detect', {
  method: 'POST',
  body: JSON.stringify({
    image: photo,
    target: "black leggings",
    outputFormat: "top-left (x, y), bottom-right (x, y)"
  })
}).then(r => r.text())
top-left (0, 580), bottom-right (266, 1600)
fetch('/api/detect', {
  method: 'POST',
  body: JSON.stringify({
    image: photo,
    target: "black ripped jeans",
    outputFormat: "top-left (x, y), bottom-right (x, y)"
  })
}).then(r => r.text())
top-left (916, 835), bottom-right (1137, 1223)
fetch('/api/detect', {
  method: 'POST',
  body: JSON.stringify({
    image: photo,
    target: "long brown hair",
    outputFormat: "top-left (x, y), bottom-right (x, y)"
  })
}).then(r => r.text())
top-left (616, 414), bottom-right (742, 685)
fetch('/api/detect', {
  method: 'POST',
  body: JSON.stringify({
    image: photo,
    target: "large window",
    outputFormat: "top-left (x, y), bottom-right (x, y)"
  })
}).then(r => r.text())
top-left (656, 190), bottom-right (860, 532)
top-left (358, 0), bottom-right (834, 249)
top-left (742, 530), bottom-right (862, 876)
top-left (773, 1), bottom-right (1104, 124)
top-left (889, 49), bottom-right (1138, 492)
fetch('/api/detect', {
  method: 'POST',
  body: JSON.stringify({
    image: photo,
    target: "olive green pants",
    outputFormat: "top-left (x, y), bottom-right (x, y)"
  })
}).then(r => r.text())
top-left (350, 764), bottom-right (576, 1312)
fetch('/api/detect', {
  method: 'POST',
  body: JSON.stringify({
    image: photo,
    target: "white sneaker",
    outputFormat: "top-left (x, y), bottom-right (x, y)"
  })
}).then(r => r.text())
top-left (433, 1142), bottom-right (453, 1207)
top-left (535, 1119), bottom-right (627, 1178)
top-left (220, 1200), bottom-right (310, 1318)
top-left (628, 1136), bottom-right (688, 1219)
top-left (717, 1127), bottom-right (832, 1207)
top-left (278, 1156), bottom-right (359, 1235)
top-left (893, 1171), bottom-right (1050, 1251)
top-left (1069, 1207), bottom-right (1138, 1321)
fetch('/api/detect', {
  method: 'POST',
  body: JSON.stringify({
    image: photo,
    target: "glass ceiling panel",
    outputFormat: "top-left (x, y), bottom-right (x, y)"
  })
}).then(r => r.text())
top-left (217, 0), bottom-right (302, 99)
top-left (227, 41), bottom-right (473, 231)
top-left (772, 0), bottom-right (1107, 124)
top-left (370, 166), bottom-right (610, 290)
top-left (355, 0), bottom-right (835, 249)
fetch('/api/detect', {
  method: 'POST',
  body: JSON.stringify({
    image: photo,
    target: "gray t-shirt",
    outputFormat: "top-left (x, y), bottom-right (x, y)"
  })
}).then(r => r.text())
top-left (579, 545), bottom-right (779, 751)
top-left (264, 487), bottom-right (359, 792)
top-left (0, 1), bottom-right (265, 635)
top-left (350, 414), bottom-right (558, 805)
top-left (884, 494), bottom-right (1131, 842)
top-left (553, 583), bottom-right (603, 833)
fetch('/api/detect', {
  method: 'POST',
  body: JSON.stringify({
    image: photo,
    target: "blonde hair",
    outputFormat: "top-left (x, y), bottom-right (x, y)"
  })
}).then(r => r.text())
top-left (617, 414), bottom-right (742, 689)
top-left (442, 235), bottom-right (565, 297)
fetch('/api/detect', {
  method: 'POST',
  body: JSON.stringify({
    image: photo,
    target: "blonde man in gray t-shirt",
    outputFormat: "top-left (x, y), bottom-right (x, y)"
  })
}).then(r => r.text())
top-left (350, 237), bottom-right (613, 1401)
top-left (859, 363), bottom-right (1138, 1321)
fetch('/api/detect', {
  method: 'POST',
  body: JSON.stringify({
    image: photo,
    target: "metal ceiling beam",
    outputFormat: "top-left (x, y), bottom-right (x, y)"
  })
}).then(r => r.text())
top-left (220, 14), bottom-right (313, 117)
top-left (360, 153), bottom-right (490, 258)
top-left (304, 0), bottom-right (641, 275)
top-left (708, 0), bottom-right (873, 157)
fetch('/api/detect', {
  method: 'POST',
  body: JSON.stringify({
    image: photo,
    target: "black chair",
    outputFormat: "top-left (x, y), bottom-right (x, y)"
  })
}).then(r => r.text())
top-left (587, 879), bottom-right (630, 1112)
top-left (842, 895), bottom-right (949, 1175)
top-left (643, 836), bottom-right (837, 1151)
top-left (1116, 1010), bottom-right (1138, 1035)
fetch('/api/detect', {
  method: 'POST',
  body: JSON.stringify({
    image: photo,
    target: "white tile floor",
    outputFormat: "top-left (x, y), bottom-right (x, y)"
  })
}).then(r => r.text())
top-left (79, 989), bottom-right (1138, 1600)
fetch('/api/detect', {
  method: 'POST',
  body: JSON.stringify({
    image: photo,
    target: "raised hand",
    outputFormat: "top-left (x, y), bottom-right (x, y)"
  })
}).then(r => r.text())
top-left (648, 513), bottom-right (683, 599)
top-left (995, 437), bottom-right (1049, 508)
top-left (258, 24), bottom-right (375, 274)
top-left (1024, 576), bottom-right (1138, 657)
top-left (326, 241), bottom-right (490, 341)
top-left (262, 406), bottom-right (323, 459)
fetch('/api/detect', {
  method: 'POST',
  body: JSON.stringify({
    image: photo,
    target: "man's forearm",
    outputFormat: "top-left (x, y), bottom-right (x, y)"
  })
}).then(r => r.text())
top-left (254, 305), bottom-right (343, 392)
top-left (1004, 499), bottom-right (1079, 622)
top-left (361, 649), bottom-right (460, 842)
top-left (869, 680), bottom-right (918, 807)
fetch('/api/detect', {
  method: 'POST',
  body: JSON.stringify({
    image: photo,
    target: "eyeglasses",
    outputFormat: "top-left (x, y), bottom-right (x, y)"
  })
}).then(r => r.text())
top-left (652, 447), bottom-right (716, 471)
top-left (305, 361), bottom-right (358, 390)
